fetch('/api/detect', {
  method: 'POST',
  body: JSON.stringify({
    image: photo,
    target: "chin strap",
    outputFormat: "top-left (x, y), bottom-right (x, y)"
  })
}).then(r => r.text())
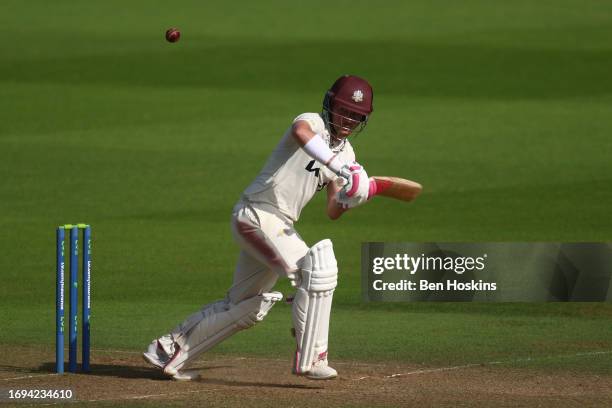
top-left (327, 132), bottom-right (347, 152)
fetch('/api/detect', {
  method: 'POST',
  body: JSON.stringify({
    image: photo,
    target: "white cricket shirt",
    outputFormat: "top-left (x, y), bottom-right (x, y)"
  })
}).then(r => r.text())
top-left (242, 113), bottom-right (355, 222)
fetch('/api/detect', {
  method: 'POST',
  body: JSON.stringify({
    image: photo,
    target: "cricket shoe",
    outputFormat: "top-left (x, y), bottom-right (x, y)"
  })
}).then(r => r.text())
top-left (162, 344), bottom-right (201, 381)
top-left (304, 359), bottom-right (337, 380)
top-left (142, 339), bottom-right (170, 369)
top-left (292, 352), bottom-right (337, 380)
top-left (143, 337), bottom-right (199, 381)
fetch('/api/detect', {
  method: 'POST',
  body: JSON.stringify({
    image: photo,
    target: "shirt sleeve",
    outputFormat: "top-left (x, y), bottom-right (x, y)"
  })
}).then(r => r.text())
top-left (293, 113), bottom-right (325, 133)
top-left (346, 142), bottom-right (356, 163)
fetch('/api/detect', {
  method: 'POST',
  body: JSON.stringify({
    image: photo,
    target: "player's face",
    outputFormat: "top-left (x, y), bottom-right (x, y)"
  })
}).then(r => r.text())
top-left (330, 106), bottom-right (366, 138)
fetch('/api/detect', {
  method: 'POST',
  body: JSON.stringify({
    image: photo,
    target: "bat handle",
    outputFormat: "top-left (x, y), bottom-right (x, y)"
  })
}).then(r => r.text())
top-left (334, 177), bottom-right (348, 188)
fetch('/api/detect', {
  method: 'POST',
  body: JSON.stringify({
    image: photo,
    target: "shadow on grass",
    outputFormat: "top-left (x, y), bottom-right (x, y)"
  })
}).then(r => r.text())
top-left (30, 362), bottom-right (322, 389)
top-left (34, 362), bottom-right (226, 380)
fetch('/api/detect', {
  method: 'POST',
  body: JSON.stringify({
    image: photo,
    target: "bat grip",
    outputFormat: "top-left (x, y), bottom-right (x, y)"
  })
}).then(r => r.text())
top-left (334, 177), bottom-right (348, 188)
top-left (367, 178), bottom-right (377, 199)
top-left (368, 178), bottom-right (393, 199)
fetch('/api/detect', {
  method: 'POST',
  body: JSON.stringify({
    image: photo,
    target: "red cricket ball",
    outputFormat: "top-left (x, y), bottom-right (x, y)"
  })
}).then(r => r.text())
top-left (165, 28), bottom-right (180, 43)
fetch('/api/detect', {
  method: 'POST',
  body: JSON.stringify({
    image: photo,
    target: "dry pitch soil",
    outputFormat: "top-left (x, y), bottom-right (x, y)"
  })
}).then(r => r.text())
top-left (1, 346), bottom-right (611, 407)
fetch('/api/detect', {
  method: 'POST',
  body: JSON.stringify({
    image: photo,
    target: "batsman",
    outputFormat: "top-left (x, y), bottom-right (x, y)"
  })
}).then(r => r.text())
top-left (143, 75), bottom-right (421, 380)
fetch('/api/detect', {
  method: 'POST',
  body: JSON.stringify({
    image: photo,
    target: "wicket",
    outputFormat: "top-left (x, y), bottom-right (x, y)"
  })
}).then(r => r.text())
top-left (56, 224), bottom-right (92, 374)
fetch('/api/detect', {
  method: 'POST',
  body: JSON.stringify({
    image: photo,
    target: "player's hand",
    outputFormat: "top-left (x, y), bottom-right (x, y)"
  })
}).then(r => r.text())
top-left (336, 163), bottom-right (370, 209)
top-left (336, 164), bottom-right (352, 182)
top-left (335, 163), bottom-right (360, 192)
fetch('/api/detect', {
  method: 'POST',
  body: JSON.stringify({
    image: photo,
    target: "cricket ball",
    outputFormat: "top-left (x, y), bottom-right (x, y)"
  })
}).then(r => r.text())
top-left (165, 28), bottom-right (180, 43)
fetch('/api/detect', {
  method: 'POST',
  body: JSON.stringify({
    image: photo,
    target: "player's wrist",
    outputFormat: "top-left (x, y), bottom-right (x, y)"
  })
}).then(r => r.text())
top-left (302, 134), bottom-right (335, 165)
top-left (327, 156), bottom-right (349, 178)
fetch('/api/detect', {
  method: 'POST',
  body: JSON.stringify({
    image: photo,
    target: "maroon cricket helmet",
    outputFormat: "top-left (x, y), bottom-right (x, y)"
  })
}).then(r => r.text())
top-left (322, 75), bottom-right (374, 137)
top-left (327, 75), bottom-right (373, 115)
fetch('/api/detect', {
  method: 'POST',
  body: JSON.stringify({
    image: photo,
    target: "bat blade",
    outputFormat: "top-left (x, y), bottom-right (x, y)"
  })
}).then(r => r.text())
top-left (371, 176), bottom-right (422, 202)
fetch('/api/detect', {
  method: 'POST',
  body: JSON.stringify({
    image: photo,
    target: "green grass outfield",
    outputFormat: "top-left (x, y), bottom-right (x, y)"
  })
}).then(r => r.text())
top-left (1, 0), bottom-right (611, 374)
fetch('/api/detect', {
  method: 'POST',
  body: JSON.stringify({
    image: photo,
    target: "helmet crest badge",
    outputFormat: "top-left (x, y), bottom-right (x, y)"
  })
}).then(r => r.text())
top-left (351, 90), bottom-right (364, 103)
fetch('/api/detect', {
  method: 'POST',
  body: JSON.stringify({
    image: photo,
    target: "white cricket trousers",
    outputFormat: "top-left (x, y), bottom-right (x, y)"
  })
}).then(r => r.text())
top-left (228, 200), bottom-right (309, 303)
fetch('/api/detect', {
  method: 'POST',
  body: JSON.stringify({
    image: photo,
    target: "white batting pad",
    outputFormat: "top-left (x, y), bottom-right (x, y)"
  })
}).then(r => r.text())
top-left (165, 291), bottom-right (282, 373)
top-left (292, 239), bottom-right (338, 373)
